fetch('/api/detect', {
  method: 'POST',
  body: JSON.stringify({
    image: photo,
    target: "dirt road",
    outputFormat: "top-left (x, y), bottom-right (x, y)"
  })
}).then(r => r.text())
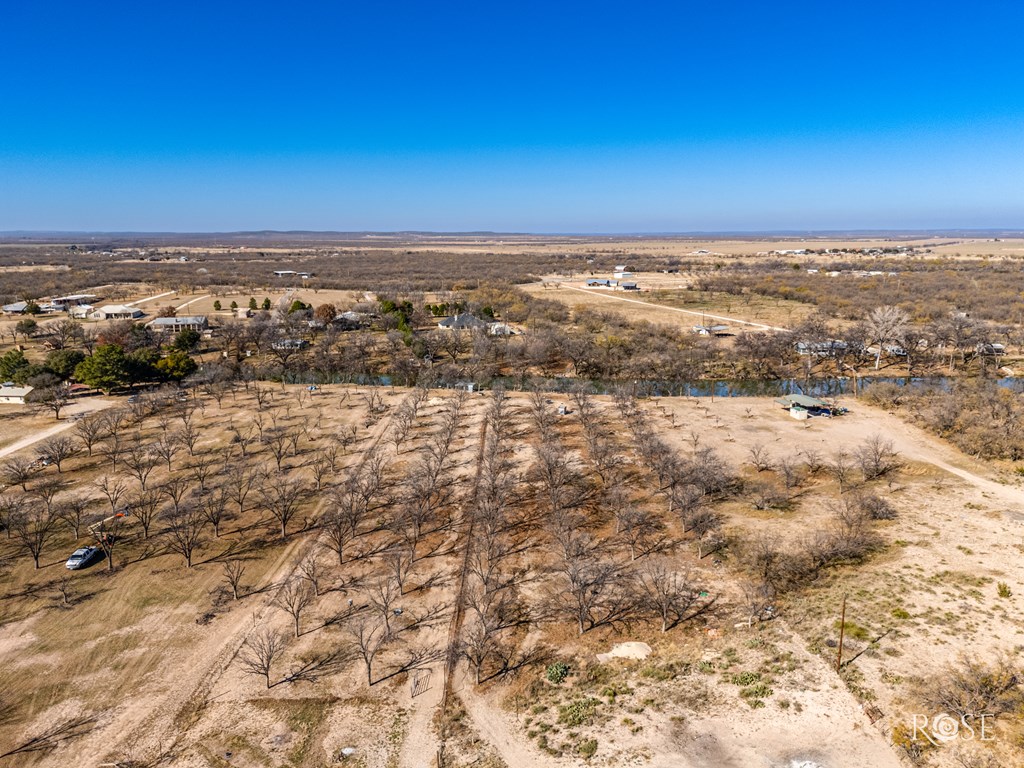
top-left (457, 680), bottom-right (561, 768)
top-left (397, 672), bottom-right (444, 768)
top-left (853, 402), bottom-right (1024, 515)
top-left (0, 398), bottom-right (113, 461)
top-left (127, 290), bottom-right (176, 307)
top-left (175, 295), bottom-right (210, 311)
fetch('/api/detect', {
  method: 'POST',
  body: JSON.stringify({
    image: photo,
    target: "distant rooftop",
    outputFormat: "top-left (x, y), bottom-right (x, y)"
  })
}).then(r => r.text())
top-left (150, 315), bottom-right (207, 325)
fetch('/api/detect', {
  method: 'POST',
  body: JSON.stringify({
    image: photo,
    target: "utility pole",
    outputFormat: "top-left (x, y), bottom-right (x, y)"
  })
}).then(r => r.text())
top-left (836, 593), bottom-right (847, 673)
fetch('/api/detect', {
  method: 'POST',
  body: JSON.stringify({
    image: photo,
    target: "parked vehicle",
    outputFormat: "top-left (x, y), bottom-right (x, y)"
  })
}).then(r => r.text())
top-left (65, 546), bottom-right (99, 570)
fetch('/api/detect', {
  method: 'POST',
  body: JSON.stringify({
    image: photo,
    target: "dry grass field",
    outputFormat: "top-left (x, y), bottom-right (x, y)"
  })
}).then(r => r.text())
top-left (323, 236), bottom-right (1024, 261)
top-left (523, 278), bottom-right (816, 332)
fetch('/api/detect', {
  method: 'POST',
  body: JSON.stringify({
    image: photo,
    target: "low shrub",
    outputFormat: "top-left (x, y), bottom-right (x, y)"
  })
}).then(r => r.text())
top-left (559, 697), bottom-right (600, 727)
top-left (578, 738), bottom-right (598, 758)
top-left (731, 671), bottom-right (761, 686)
top-left (545, 661), bottom-right (571, 685)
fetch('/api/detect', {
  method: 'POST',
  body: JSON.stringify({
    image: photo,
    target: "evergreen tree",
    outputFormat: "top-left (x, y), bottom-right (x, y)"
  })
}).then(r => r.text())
top-left (74, 345), bottom-right (130, 392)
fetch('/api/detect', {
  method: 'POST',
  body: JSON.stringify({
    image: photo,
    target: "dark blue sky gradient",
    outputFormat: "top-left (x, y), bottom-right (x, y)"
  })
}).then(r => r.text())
top-left (3, 1), bottom-right (1024, 231)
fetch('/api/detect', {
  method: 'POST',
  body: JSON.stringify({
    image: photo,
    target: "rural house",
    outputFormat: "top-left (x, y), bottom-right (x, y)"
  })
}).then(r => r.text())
top-left (148, 315), bottom-right (210, 333)
top-left (438, 313), bottom-right (487, 330)
top-left (92, 304), bottom-right (144, 320)
top-left (0, 382), bottom-right (33, 405)
top-left (333, 311), bottom-right (369, 330)
top-left (50, 293), bottom-right (99, 310)
top-left (795, 340), bottom-right (849, 357)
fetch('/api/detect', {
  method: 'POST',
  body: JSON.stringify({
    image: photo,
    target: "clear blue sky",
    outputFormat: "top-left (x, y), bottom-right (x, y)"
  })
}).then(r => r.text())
top-left (3, 1), bottom-right (1024, 232)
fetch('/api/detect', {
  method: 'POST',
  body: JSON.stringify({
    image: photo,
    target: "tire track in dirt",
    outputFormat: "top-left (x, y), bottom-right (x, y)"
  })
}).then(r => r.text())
top-left (441, 414), bottom-right (488, 703)
top-left (403, 399), bottom-right (487, 768)
top-left (457, 681), bottom-right (562, 768)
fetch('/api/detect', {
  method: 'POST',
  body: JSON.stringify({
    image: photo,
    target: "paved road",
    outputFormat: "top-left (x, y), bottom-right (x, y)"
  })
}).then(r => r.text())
top-left (0, 398), bottom-right (114, 460)
top-left (559, 283), bottom-right (791, 331)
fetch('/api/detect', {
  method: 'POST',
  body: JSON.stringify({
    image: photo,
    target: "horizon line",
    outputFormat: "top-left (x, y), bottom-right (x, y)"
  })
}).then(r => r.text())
top-left (3, 227), bottom-right (1024, 241)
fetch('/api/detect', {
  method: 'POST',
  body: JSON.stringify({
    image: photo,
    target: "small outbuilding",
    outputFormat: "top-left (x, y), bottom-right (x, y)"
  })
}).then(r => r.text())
top-left (271, 338), bottom-right (309, 350)
top-left (774, 394), bottom-right (837, 417)
top-left (486, 322), bottom-right (518, 336)
top-left (693, 324), bottom-right (729, 336)
top-left (976, 343), bottom-right (1006, 356)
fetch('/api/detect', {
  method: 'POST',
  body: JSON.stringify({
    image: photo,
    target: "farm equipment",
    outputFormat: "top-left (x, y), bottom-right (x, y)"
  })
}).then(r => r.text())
top-left (87, 509), bottom-right (131, 542)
